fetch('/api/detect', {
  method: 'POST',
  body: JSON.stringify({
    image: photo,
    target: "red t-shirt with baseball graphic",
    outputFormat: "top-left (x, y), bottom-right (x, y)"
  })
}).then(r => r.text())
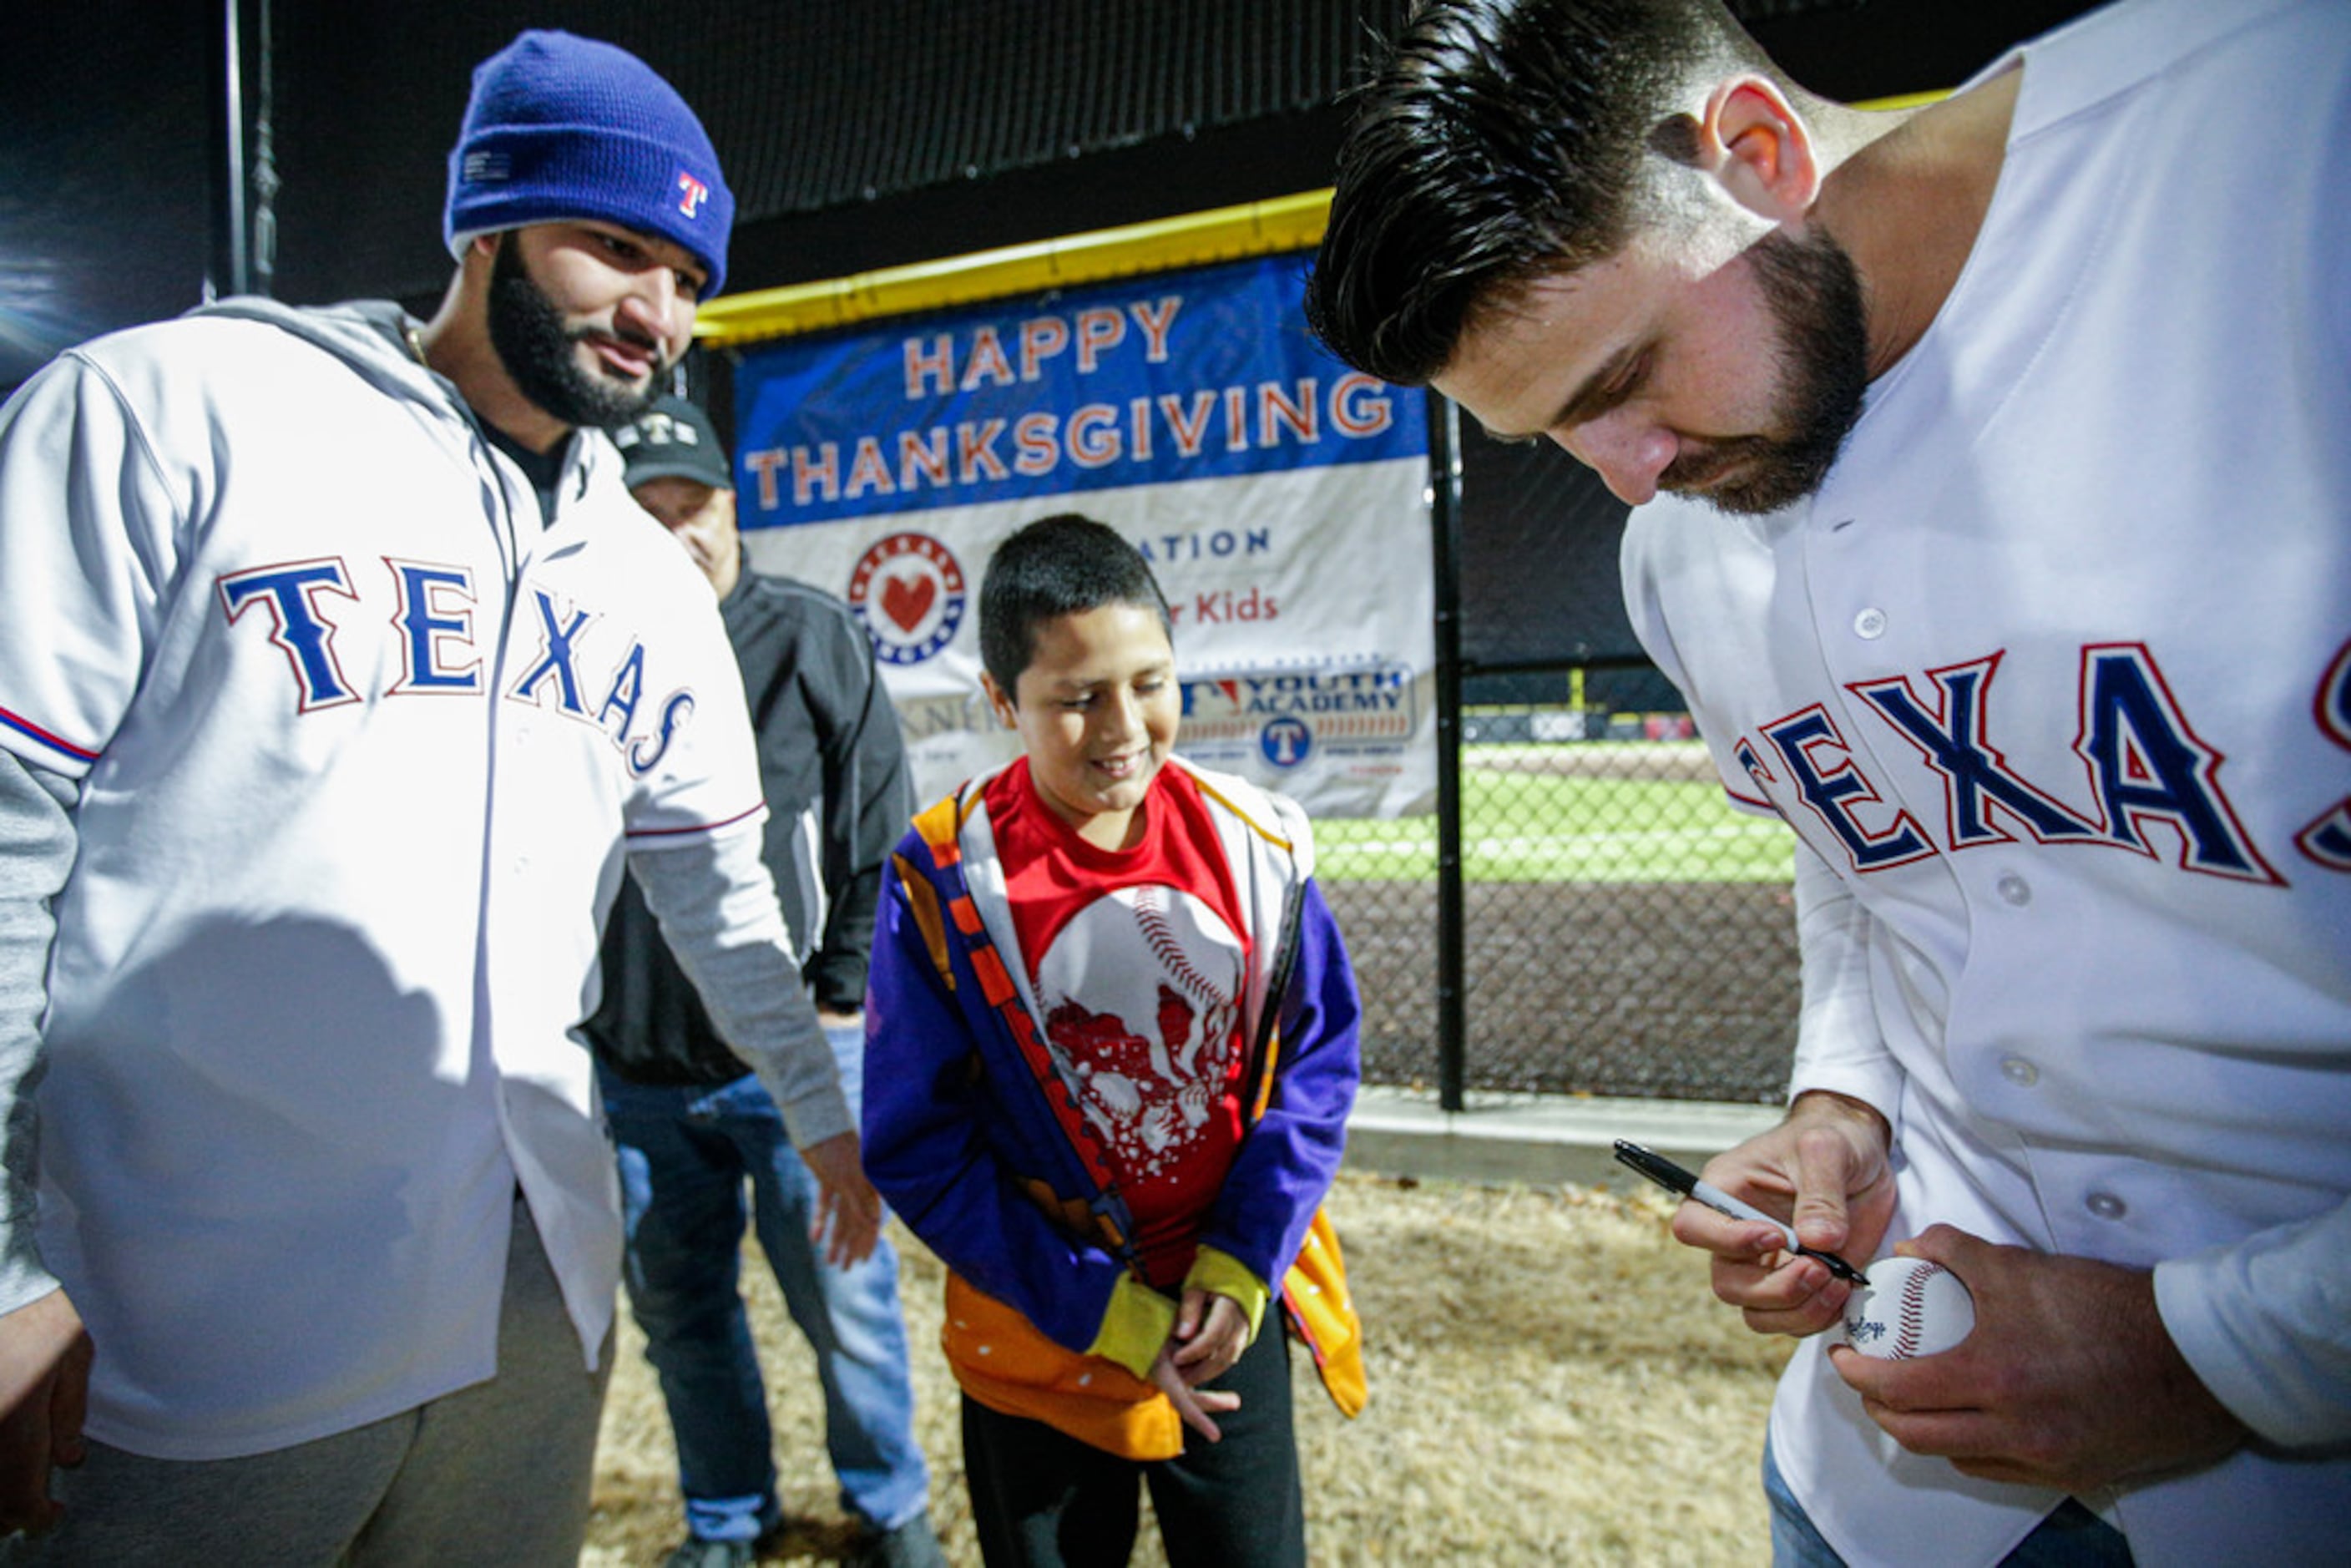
top-left (985, 757), bottom-right (1251, 1290)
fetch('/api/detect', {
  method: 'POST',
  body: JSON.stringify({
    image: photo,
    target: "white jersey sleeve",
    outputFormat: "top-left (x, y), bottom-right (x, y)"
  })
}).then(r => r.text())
top-left (1784, 838), bottom-right (1901, 1116)
top-left (627, 829), bottom-right (852, 1148)
top-left (0, 352), bottom-right (183, 776)
top-left (0, 353), bottom-right (178, 1317)
top-left (2157, 1199), bottom-right (2351, 1448)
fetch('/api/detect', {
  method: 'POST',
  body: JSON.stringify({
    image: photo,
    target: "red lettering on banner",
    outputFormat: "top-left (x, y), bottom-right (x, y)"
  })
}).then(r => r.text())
top-left (1068, 405), bottom-right (1120, 468)
top-left (1075, 308), bottom-right (1125, 372)
top-left (1330, 373), bottom-right (1394, 437)
top-left (1019, 316), bottom-right (1069, 381)
top-left (956, 419), bottom-right (1009, 482)
top-left (1129, 297), bottom-right (1180, 362)
top-left (1259, 381), bottom-right (1317, 445)
top-left (903, 335), bottom-right (953, 399)
top-left (1014, 413), bottom-right (1059, 476)
top-left (899, 429), bottom-right (950, 489)
top-left (961, 327), bottom-right (1014, 391)
top-left (743, 448), bottom-right (786, 511)
top-left (792, 443), bottom-right (840, 505)
top-left (1159, 392), bottom-right (1216, 457)
top-left (845, 437), bottom-right (895, 499)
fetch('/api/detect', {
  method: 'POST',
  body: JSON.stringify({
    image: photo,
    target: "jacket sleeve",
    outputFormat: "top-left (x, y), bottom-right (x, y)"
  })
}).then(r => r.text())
top-left (1194, 875), bottom-right (1361, 1292)
top-left (0, 753), bottom-right (74, 1317)
top-left (863, 843), bottom-right (1144, 1357)
top-left (804, 603), bottom-right (913, 1011)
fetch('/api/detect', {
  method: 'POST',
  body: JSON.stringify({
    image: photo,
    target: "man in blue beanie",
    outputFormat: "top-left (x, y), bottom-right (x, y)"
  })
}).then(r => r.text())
top-left (0, 29), bottom-right (878, 1564)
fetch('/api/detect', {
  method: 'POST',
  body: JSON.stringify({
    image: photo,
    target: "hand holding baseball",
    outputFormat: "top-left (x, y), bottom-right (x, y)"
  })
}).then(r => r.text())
top-left (1671, 1090), bottom-right (1898, 1339)
top-left (1829, 1226), bottom-right (2250, 1493)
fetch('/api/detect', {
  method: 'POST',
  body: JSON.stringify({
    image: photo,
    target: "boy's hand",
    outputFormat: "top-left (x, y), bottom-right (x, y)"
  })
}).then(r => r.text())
top-left (1170, 1287), bottom-right (1250, 1387)
top-left (1149, 1343), bottom-right (1242, 1444)
top-left (799, 1130), bottom-right (883, 1267)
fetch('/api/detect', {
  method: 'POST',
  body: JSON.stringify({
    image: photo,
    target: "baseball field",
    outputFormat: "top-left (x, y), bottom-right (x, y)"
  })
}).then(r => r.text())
top-left (1316, 741), bottom-right (1791, 884)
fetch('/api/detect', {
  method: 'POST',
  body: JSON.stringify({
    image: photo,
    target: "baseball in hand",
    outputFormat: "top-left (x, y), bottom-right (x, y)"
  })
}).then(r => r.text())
top-left (1839, 1256), bottom-right (1975, 1360)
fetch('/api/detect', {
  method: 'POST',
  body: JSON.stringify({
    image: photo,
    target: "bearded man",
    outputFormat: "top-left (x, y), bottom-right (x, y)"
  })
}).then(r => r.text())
top-left (0, 29), bottom-right (877, 1562)
top-left (1308, 2), bottom-right (2351, 1565)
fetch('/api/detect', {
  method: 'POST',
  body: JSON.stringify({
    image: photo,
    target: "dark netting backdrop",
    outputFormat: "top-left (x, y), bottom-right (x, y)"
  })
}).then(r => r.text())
top-left (1333, 422), bottom-right (1799, 1107)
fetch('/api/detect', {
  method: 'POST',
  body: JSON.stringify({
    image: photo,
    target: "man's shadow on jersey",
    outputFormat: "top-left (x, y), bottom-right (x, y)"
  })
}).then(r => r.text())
top-left (33, 913), bottom-right (518, 1414)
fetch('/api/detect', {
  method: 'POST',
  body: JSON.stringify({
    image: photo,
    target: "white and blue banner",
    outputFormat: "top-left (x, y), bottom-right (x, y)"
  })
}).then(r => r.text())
top-left (731, 252), bottom-right (1433, 817)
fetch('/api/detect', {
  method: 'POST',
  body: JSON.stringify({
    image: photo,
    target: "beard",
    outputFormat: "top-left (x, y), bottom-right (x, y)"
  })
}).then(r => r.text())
top-left (486, 236), bottom-right (664, 432)
top-left (1668, 225), bottom-right (1871, 516)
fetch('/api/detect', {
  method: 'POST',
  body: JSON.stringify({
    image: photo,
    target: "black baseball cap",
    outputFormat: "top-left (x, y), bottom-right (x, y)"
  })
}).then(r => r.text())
top-left (615, 394), bottom-right (731, 490)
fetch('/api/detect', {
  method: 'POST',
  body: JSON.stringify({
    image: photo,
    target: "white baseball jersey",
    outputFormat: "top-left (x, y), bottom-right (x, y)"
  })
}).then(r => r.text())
top-left (1622, 0), bottom-right (2351, 1562)
top-left (0, 298), bottom-right (848, 1459)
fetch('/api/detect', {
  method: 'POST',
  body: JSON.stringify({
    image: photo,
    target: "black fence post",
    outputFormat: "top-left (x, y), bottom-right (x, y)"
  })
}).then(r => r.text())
top-left (1428, 392), bottom-right (1468, 1111)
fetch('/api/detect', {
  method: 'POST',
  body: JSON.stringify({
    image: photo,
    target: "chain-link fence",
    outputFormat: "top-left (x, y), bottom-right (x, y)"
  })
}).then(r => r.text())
top-left (1322, 701), bottom-right (1799, 1107)
top-left (1324, 417), bottom-right (1802, 1108)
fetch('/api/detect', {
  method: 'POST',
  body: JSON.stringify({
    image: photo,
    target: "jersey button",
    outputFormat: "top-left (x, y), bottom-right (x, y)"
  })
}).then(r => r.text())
top-left (1995, 873), bottom-right (2031, 907)
top-left (1853, 608), bottom-right (1887, 640)
top-left (2086, 1191), bottom-right (2129, 1221)
top-left (2000, 1056), bottom-right (2039, 1087)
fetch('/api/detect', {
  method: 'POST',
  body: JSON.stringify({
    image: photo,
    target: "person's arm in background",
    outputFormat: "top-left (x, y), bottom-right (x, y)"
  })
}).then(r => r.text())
top-left (802, 594), bottom-right (913, 1018)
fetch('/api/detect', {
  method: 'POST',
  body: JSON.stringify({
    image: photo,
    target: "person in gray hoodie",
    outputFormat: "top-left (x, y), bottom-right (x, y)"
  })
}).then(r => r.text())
top-left (0, 29), bottom-right (877, 1564)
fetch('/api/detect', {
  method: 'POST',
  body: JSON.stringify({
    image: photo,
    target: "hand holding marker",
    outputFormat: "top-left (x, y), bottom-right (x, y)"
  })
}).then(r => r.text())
top-left (1612, 1139), bottom-right (1868, 1285)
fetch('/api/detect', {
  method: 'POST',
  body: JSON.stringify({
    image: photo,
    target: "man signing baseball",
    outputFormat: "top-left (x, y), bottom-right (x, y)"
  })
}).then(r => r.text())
top-left (1307, 1), bottom-right (2350, 1564)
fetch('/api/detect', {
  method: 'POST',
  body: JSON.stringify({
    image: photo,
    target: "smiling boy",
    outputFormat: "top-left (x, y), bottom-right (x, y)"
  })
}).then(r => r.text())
top-left (863, 514), bottom-right (1366, 1565)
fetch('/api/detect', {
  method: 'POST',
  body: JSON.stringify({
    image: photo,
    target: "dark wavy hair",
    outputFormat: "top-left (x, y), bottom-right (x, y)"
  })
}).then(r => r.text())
top-left (1305, 0), bottom-right (1762, 386)
top-left (978, 513), bottom-right (1175, 697)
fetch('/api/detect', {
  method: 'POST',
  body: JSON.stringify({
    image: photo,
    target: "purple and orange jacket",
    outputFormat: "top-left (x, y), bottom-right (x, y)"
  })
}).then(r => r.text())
top-left (863, 756), bottom-right (1366, 1456)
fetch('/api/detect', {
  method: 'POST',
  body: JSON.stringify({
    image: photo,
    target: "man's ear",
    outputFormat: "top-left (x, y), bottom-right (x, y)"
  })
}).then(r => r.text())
top-left (979, 671), bottom-right (1019, 730)
top-left (1700, 76), bottom-right (1819, 225)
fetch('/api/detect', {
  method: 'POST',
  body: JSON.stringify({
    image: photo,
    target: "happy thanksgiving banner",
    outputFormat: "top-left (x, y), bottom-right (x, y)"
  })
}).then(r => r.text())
top-left (730, 253), bottom-right (1434, 818)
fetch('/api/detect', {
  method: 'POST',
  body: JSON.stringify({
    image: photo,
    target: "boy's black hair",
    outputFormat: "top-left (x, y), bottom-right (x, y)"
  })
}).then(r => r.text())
top-left (978, 513), bottom-right (1175, 697)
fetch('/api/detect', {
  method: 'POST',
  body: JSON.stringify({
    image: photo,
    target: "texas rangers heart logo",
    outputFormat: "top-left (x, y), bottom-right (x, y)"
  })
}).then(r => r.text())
top-left (847, 531), bottom-right (966, 665)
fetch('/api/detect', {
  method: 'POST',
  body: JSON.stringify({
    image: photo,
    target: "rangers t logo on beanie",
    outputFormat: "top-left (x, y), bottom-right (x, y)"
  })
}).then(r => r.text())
top-left (444, 29), bottom-right (735, 296)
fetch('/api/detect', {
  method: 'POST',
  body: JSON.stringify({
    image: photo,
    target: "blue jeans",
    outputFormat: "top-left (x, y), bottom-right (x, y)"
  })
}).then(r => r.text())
top-left (1764, 1437), bottom-right (2132, 1567)
top-left (601, 1022), bottom-right (928, 1543)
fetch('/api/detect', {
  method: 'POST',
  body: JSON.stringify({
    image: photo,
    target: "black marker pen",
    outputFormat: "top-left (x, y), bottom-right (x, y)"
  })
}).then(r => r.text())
top-left (1612, 1139), bottom-right (1868, 1286)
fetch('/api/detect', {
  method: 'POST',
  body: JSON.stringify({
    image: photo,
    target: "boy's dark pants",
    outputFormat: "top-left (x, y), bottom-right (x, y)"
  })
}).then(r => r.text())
top-left (961, 1318), bottom-right (1306, 1567)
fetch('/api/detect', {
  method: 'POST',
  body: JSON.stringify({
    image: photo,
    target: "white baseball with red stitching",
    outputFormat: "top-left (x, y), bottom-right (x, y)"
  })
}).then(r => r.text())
top-left (1838, 1256), bottom-right (1975, 1360)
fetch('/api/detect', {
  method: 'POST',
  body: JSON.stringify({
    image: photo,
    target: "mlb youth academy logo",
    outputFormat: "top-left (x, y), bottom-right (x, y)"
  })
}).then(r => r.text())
top-left (847, 531), bottom-right (967, 665)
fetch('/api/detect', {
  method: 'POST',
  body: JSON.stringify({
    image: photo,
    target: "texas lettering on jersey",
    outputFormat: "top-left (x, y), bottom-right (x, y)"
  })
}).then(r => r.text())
top-left (217, 554), bottom-right (698, 774)
top-left (1728, 640), bottom-right (2351, 886)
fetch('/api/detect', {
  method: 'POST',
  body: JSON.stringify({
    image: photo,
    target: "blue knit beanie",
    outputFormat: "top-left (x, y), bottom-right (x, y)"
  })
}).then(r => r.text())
top-left (445, 29), bottom-right (733, 295)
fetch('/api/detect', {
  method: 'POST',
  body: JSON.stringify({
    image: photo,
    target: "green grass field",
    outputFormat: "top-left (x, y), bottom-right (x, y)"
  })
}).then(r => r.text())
top-left (1316, 747), bottom-right (1793, 883)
